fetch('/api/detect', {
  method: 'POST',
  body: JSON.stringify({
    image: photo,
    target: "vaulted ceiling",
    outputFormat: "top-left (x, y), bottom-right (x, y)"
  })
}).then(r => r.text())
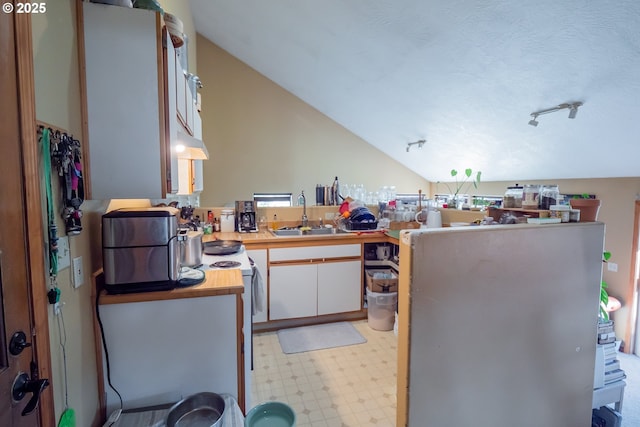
top-left (190, 0), bottom-right (640, 182)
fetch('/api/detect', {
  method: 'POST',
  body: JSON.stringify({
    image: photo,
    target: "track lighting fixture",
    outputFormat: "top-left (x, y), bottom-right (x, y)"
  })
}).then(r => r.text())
top-left (568, 105), bottom-right (579, 119)
top-left (528, 102), bottom-right (583, 126)
top-left (406, 139), bottom-right (426, 152)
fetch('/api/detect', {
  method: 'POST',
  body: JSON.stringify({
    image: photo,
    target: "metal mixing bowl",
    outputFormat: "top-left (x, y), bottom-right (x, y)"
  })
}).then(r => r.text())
top-left (165, 392), bottom-right (225, 427)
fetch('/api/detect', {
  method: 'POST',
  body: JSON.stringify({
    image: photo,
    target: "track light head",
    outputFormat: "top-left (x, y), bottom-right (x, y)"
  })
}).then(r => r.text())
top-left (528, 115), bottom-right (539, 127)
top-left (568, 106), bottom-right (578, 119)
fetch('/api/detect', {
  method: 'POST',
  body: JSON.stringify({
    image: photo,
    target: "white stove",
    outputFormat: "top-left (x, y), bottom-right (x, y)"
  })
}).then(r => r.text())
top-left (201, 246), bottom-right (252, 274)
top-left (200, 246), bottom-right (253, 410)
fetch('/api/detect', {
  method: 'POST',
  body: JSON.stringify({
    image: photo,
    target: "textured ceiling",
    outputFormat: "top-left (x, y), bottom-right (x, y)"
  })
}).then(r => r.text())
top-left (190, 0), bottom-right (640, 182)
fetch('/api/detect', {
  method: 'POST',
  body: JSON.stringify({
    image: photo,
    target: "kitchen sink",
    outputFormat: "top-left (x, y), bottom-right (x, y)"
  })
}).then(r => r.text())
top-left (271, 228), bottom-right (302, 236)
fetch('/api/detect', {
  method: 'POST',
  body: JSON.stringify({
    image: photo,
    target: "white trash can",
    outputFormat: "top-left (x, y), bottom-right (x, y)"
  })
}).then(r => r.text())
top-left (366, 288), bottom-right (398, 331)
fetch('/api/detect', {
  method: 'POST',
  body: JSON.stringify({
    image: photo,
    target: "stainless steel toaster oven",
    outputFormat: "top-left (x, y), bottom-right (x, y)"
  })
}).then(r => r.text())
top-left (102, 208), bottom-right (180, 294)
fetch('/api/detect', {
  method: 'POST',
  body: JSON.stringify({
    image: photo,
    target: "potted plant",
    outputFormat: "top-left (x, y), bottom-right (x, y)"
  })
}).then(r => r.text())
top-left (439, 168), bottom-right (482, 209)
top-left (570, 193), bottom-right (601, 221)
top-left (600, 251), bottom-right (612, 321)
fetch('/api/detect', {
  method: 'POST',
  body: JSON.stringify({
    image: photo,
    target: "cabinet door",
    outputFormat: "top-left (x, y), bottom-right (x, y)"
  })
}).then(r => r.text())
top-left (175, 59), bottom-right (187, 130)
top-left (83, 3), bottom-right (166, 199)
top-left (246, 249), bottom-right (268, 323)
top-left (270, 264), bottom-right (317, 320)
top-left (317, 260), bottom-right (362, 315)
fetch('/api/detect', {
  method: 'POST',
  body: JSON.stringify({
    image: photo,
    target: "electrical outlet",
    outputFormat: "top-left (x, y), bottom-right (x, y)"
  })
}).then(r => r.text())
top-left (57, 236), bottom-right (70, 270)
top-left (325, 212), bottom-right (336, 220)
top-left (607, 262), bottom-right (618, 272)
top-left (54, 302), bottom-right (61, 316)
top-left (72, 256), bottom-right (84, 288)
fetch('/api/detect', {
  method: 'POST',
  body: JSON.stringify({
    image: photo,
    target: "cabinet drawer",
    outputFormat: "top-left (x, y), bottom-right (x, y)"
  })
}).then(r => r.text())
top-left (269, 244), bottom-right (361, 262)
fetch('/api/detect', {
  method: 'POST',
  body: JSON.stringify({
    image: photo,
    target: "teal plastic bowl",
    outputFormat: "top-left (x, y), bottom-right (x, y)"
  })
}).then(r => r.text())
top-left (245, 401), bottom-right (296, 427)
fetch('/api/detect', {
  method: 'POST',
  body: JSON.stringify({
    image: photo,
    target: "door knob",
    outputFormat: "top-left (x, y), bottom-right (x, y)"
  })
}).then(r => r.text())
top-left (12, 372), bottom-right (49, 416)
top-left (9, 331), bottom-right (32, 356)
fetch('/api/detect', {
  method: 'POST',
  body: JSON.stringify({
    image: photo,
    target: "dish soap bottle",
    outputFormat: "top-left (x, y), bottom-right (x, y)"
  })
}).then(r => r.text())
top-left (272, 214), bottom-right (279, 231)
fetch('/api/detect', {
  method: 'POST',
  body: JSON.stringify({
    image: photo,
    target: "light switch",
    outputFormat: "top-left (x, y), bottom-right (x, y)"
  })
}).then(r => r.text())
top-left (72, 256), bottom-right (84, 288)
top-left (607, 262), bottom-right (618, 273)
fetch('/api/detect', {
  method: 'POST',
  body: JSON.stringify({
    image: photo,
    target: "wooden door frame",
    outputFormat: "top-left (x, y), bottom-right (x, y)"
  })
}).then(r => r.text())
top-left (13, 11), bottom-right (55, 426)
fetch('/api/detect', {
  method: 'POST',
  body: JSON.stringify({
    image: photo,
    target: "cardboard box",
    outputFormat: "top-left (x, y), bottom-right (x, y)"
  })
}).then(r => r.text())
top-left (366, 269), bottom-right (398, 293)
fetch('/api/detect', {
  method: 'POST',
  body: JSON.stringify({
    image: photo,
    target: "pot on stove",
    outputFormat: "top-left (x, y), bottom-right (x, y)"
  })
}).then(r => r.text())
top-left (178, 229), bottom-right (203, 267)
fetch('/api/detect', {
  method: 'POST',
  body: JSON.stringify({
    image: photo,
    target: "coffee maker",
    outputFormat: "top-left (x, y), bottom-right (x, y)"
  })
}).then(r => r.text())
top-left (235, 200), bottom-right (258, 233)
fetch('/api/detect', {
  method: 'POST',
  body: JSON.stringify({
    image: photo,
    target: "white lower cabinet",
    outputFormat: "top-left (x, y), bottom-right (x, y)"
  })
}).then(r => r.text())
top-left (270, 264), bottom-right (317, 320)
top-left (269, 250), bottom-right (362, 321)
top-left (317, 260), bottom-right (361, 315)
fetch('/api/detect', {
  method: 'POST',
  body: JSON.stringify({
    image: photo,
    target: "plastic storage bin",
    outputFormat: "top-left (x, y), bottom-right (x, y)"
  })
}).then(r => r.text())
top-left (366, 288), bottom-right (398, 331)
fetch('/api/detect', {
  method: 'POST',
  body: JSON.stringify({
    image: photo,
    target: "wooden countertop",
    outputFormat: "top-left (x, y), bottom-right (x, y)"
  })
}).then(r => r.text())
top-left (95, 227), bottom-right (405, 305)
top-left (204, 229), bottom-right (398, 248)
top-left (96, 269), bottom-right (244, 305)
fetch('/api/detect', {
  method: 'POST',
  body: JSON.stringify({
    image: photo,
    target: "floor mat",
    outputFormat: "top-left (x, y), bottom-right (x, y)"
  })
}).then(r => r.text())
top-left (277, 321), bottom-right (367, 354)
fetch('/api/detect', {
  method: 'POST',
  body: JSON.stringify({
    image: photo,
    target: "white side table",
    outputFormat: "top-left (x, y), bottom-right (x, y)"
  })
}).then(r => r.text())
top-left (593, 380), bottom-right (625, 412)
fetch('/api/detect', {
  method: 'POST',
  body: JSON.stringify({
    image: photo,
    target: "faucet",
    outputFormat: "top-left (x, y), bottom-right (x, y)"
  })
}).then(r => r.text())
top-left (300, 190), bottom-right (308, 227)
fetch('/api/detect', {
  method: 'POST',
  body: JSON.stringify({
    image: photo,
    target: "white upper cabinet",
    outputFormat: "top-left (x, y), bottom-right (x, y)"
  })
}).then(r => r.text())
top-left (82, 2), bottom-right (176, 199)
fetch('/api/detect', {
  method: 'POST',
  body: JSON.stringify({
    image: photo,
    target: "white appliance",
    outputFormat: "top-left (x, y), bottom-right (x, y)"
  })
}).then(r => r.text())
top-left (202, 247), bottom-right (253, 410)
top-left (398, 222), bottom-right (605, 427)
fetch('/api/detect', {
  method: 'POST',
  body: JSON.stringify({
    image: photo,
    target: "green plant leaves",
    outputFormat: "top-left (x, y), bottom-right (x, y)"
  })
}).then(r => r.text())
top-left (600, 251), bottom-right (612, 321)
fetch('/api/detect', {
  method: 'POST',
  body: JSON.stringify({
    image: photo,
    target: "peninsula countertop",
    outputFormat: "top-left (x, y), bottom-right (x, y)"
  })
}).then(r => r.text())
top-left (96, 268), bottom-right (244, 305)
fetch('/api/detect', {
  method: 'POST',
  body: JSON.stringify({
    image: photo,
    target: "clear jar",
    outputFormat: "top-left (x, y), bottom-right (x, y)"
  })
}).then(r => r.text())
top-left (522, 184), bottom-right (540, 209)
top-left (503, 186), bottom-right (523, 208)
top-left (539, 185), bottom-right (560, 210)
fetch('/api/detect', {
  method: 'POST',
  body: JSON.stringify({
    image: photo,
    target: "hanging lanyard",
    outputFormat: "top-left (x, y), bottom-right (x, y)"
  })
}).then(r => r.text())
top-left (41, 128), bottom-right (58, 279)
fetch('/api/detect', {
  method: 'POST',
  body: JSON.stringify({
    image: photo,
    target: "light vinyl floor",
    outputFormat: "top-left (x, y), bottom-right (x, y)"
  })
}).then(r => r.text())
top-left (250, 320), bottom-right (398, 427)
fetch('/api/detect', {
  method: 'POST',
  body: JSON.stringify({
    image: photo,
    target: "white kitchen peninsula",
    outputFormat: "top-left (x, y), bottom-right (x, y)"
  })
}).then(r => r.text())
top-left (92, 269), bottom-right (248, 417)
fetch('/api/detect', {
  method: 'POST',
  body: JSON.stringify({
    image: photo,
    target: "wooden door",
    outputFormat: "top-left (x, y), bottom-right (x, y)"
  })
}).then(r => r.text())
top-left (0, 6), bottom-right (53, 426)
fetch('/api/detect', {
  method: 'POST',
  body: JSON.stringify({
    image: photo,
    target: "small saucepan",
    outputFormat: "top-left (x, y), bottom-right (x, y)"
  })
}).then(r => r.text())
top-left (203, 240), bottom-right (242, 255)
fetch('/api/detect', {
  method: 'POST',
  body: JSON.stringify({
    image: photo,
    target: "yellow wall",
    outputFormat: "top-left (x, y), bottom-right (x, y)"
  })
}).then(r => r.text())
top-left (32, 1), bottom-right (100, 426)
top-left (433, 178), bottom-right (640, 347)
top-left (195, 35), bottom-right (431, 206)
